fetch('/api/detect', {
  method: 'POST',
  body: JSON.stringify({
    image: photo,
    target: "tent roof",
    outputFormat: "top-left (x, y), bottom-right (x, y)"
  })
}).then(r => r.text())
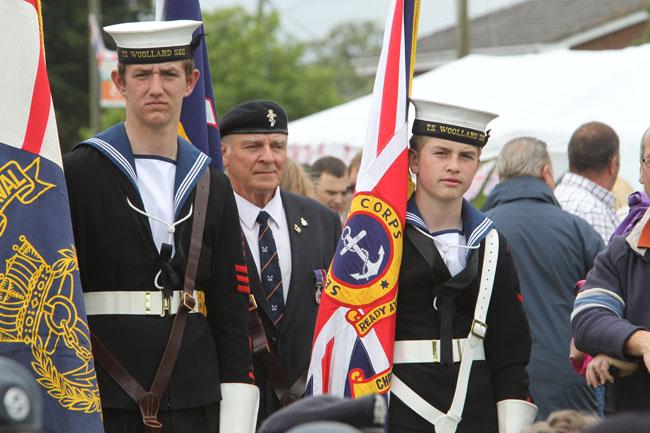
top-left (417, 0), bottom-right (645, 52)
top-left (288, 45), bottom-right (650, 187)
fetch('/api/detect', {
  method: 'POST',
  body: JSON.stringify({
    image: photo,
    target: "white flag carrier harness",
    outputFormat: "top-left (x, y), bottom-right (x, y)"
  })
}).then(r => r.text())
top-left (391, 228), bottom-right (499, 433)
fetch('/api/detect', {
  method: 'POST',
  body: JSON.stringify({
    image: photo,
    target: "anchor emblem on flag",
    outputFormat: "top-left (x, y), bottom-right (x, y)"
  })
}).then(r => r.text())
top-left (339, 226), bottom-right (385, 281)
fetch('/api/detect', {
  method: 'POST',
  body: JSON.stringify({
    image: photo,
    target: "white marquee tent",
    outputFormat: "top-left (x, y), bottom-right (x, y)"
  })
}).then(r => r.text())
top-left (288, 45), bottom-right (650, 188)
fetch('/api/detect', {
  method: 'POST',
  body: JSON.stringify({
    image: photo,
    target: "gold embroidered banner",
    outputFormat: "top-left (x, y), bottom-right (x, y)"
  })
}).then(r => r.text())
top-left (0, 236), bottom-right (101, 413)
top-left (346, 297), bottom-right (397, 337)
top-left (349, 367), bottom-right (392, 398)
top-left (0, 158), bottom-right (54, 236)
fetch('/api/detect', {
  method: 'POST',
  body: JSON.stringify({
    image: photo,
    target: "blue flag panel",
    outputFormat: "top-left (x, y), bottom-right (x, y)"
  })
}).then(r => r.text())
top-left (161, 0), bottom-right (223, 170)
top-left (0, 142), bottom-right (104, 433)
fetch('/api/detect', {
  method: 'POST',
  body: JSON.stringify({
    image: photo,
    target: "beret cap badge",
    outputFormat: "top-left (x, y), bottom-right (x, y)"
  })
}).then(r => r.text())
top-left (267, 109), bottom-right (277, 127)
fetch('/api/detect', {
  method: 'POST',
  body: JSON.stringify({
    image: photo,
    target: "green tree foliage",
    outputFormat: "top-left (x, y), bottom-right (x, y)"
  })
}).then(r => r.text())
top-left (203, 7), bottom-right (343, 121)
top-left (42, 0), bottom-right (150, 151)
top-left (42, 0), bottom-right (88, 151)
top-left (308, 20), bottom-right (382, 99)
top-left (102, 0), bottom-right (155, 49)
top-left (44, 2), bottom-right (379, 148)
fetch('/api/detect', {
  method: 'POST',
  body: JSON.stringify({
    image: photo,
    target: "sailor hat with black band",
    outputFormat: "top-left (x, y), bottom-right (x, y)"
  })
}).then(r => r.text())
top-left (104, 20), bottom-right (201, 65)
top-left (411, 99), bottom-right (498, 148)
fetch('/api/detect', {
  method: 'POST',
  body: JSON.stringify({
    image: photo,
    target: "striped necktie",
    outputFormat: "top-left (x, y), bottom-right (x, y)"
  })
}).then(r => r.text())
top-left (257, 210), bottom-right (285, 325)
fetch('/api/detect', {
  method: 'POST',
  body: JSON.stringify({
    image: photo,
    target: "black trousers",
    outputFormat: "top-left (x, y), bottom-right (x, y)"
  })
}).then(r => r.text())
top-left (102, 403), bottom-right (219, 433)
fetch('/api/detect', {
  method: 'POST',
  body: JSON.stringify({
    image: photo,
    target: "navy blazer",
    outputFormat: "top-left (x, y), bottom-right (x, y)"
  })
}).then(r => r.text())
top-left (243, 190), bottom-right (341, 423)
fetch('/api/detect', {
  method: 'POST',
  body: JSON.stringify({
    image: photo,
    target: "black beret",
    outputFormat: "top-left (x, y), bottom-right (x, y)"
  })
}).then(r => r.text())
top-left (258, 395), bottom-right (385, 433)
top-left (220, 100), bottom-right (288, 137)
top-left (0, 357), bottom-right (42, 433)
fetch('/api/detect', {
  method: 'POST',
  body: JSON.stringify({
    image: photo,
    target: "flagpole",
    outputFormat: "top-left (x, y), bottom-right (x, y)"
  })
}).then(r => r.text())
top-left (88, 0), bottom-right (101, 133)
top-left (457, 0), bottom-right (470, 58)
top-left (307, 0), bottom-right (419, 398)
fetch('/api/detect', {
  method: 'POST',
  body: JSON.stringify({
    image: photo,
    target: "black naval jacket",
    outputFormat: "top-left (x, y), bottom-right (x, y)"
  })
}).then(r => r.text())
top-left (389, 199), bottom-right (531, 433)
top-left (64, 124), bottom-right (253, 410)
top-left (243, 192), bottom-right (341, 422)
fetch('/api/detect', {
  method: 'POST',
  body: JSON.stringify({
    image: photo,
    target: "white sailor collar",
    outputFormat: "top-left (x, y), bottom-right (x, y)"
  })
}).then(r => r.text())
top-left (77, 122), bottom-right (211, 218)
top-left (405, 197), bottom-right (494, 248)
top-left (234, 187), bottom-right (285, 229)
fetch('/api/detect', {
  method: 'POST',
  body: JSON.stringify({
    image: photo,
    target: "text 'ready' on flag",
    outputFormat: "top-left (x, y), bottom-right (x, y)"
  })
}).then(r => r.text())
top-left (0, 2), bottom-right (104, 432)
top-left (156, 0), bottom-right (223, 170)
top-left (307, 0), bottom-right (420, 399)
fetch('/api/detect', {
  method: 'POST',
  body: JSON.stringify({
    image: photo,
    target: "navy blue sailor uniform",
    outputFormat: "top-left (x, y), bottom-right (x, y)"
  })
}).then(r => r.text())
top-left (388, 199), bottom-right (532, 433)
top-left (63, 123), bottom-right (253, 431)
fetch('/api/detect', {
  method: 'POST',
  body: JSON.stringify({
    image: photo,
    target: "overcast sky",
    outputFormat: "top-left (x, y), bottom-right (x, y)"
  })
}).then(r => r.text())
top-left (198, 0), bottom-right (528, 40)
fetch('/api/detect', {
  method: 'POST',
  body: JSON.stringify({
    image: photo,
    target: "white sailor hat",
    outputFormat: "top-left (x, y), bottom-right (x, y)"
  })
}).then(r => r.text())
top-left (104, 20), bottom-right (201, 65)
top-left (410, 99), bottom-right (498, 148)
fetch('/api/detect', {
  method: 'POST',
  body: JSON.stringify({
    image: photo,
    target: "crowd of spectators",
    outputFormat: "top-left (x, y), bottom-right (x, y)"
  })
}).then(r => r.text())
top-left (271, 119), bottom-right (650, 431)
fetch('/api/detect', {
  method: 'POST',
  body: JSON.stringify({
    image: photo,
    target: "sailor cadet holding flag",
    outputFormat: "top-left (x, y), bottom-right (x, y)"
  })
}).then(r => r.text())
top-left (388, 100), bottom-right (536, 433)
top-left (63, 20), bottom-right (258, 433)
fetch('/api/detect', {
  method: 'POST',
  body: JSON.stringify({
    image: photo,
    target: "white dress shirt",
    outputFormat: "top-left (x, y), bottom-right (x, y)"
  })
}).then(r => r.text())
top-left (431, 230), bottom-right (467, 277)
top-left (234, 187), bottom-right (292, 301)
top-left (134, 156), bottom-right (176, 253)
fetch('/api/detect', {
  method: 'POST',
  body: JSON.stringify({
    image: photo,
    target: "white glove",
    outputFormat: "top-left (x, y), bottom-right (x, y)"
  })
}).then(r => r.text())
top-left (497, 399), bottom-right (537, 433)
top-left (219, 383), bottom-right (260, 433)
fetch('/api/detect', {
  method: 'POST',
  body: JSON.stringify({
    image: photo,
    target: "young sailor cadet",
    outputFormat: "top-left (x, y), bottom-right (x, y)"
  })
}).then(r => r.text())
top-left (64, 20), bottom-right (258, 433)
top-left (388, 100), bottom-right (537, 433)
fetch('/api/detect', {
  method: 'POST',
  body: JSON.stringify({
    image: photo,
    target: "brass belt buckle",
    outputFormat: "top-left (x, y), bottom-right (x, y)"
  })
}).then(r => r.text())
top-left (182, 291), bottom-right (196, 311)
top-left (161, 295), bottom-right (171, 317)
top-left (431, 339), bottom-right (438, 363)
top-left (145, 291), bottom-right (152, 314)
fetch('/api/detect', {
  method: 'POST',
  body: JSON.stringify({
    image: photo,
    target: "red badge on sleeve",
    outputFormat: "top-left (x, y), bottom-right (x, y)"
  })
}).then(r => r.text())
top-left (235, 264), bottom-right (250, 294)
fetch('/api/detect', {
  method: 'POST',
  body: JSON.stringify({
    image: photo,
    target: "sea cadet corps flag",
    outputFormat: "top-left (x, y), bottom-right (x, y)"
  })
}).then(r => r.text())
top-left (307, 0), bottom-right (420, 398)
top-left (156, 0), bottom-right (223, 169)
top-left (0, 2), bottom-right (104, 432)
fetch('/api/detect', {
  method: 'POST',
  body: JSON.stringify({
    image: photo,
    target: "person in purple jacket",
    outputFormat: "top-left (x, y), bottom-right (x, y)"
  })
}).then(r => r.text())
top-left (571, 128), bottom-right (650, 412)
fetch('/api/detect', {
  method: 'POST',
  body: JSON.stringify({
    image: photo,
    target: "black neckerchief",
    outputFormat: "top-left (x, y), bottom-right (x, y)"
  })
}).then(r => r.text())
top-left (406, 225), bottom-right (479, 365)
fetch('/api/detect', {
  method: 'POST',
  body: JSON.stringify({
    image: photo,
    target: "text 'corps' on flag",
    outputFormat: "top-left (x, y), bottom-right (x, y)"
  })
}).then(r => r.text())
top-left (307, 0), bottom-right (420, 398)
top-left (0, 2), bottom-right (104, 432)
top-left (156, 0), bottom-right (223, 169)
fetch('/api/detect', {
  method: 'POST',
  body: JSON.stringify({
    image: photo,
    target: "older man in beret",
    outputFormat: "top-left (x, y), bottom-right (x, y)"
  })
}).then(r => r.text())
top-left (220, 100), bottom-right (341, 423)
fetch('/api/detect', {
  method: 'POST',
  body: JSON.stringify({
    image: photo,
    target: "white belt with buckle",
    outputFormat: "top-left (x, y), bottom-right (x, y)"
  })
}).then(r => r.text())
top-left (84, 290), bottom-right (200, 316)
top-left (393, 338), bottom-right (486, 364)
top-left (390, 230), bottom-right (500, 433)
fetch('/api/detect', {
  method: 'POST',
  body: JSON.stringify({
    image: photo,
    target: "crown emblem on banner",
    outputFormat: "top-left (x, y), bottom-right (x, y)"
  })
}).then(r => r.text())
top-left (0, 236), bottom-right (49, 343)
top-left (0, 236), bottom-right (101, 413)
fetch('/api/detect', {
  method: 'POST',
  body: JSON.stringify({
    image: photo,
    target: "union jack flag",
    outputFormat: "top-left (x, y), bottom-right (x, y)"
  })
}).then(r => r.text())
top-left (0, 2), bottom-right (103, 432)
top-left (307, 0), bottom-right (420, 398)
top-left (156, 0), bottom-right (223, 169)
